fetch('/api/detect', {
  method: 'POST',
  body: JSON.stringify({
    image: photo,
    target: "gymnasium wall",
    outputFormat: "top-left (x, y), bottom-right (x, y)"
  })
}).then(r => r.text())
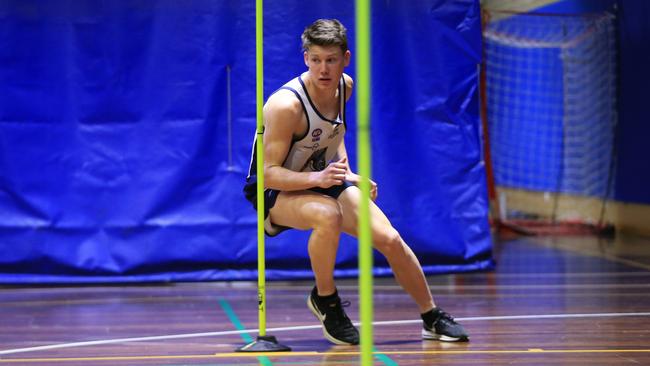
top-left (0, 0), bottom-right (493, 283)
top-left (614, 1), bottom-right (650, 205)
top-left (534, 0), bottom-right (617, 13)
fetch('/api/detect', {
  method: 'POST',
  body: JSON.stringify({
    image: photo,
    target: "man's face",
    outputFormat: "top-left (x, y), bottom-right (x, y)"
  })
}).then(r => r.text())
top-left (304, 45), bottom-right (350, 91)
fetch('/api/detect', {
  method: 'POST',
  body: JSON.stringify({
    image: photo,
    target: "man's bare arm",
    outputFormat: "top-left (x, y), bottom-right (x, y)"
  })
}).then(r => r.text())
top-left (263, 91), bottom-right (347, 191)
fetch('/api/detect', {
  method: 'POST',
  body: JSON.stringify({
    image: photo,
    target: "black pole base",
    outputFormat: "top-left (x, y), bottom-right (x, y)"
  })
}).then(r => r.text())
top-left (236, 335), bottom-right (291, 352)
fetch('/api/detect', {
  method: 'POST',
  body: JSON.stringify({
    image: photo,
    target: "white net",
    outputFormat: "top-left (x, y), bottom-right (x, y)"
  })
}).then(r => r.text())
top-left (483, 11), bottom-right (617, 230)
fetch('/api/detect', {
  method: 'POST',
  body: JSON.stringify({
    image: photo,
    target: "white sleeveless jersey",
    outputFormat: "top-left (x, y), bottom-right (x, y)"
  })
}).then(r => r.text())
top-left (247, 74), bottom-right (346, 180)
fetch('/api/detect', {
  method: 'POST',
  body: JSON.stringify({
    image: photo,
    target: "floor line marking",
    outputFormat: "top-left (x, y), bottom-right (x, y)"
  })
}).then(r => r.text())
top-left (218, 298), bottom-right (273, 366)
top-left (1, 311), bottom-right (650, 356)
top-left (2, 348), bottom-right (650, 363)
top-left (352, 283), bottom-right (650, 290)
top-left (373, 346), bottom-right (399, 366)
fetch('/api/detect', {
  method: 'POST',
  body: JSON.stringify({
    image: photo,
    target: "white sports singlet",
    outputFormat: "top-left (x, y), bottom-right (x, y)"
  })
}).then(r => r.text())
top-left (246, 74), bottom-right (346, 179)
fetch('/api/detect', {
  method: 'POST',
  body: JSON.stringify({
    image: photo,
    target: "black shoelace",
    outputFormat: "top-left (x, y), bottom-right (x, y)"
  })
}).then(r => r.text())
top-left (435, 310), bottom-right (457, 326)
top-left (327, 300), bottom-right (352, 325)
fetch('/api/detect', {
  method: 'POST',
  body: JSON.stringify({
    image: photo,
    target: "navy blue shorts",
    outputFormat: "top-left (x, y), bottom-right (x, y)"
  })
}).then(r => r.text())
top-left (243, 177), bottom-right (354, 236)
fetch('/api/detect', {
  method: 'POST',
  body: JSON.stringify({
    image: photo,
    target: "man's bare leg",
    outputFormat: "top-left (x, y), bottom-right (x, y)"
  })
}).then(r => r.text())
top-left (269, 190), bottom-right (360, 345)
top-left (338, 186), bottom-right (436, 313)
top-left (269, 190), bottom-right (342, 296)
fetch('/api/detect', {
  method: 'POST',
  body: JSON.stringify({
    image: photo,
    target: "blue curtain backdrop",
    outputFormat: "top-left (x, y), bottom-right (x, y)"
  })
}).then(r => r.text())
top-left (0, 0), bottom-right (493, 283)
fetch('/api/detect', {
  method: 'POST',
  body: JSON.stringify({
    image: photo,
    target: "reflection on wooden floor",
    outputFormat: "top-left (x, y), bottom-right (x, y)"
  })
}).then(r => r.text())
top-left (2, 234), bottom-right (650, 365)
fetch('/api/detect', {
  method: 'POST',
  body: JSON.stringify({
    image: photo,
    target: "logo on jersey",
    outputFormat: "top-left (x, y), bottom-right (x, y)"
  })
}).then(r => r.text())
top-left (312, 128), bottom-right (323, 142)
top-left (301, 148), bottom-right (327, 171)
top-left (328, 125), bottom-right (341, 139)
top-left (302, 142), bottom-right (320, 151)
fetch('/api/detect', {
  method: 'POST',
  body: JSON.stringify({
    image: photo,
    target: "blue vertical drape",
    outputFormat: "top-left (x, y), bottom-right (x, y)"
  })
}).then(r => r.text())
top-left (0, 0), bottom-right (493, 283)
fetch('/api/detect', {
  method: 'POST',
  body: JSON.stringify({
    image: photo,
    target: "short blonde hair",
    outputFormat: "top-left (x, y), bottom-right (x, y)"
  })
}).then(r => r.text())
top-left (301, 19), bottom-right (348, 52)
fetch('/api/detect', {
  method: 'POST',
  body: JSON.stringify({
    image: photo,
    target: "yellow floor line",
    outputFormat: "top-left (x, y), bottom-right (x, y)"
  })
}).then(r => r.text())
top-left (2, 348), bottom-right (650, 363)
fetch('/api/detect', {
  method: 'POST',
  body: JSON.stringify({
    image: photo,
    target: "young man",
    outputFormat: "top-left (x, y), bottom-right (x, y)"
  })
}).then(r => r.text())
top-left (244, 19), bottom-right (468, 345)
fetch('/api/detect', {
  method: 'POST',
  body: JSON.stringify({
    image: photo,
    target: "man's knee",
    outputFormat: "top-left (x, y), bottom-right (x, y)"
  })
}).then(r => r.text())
top-left (374, 227), bottom-right (404, 256)
top-left (309, 201), bottom-right (343, 231)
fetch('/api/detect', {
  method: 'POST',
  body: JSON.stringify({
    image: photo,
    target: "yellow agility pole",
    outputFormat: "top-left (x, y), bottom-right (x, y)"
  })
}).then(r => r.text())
top-left (355, 0), bottom-right (374, 364)
top-left (236, 0), bottom-right (290, 352)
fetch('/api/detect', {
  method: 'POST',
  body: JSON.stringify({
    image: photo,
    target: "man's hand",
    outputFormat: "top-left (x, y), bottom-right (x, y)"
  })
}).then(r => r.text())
top-left (315, 157), bottom-right (349, 188)
top-left (345, 171), bottom-right (378, 201)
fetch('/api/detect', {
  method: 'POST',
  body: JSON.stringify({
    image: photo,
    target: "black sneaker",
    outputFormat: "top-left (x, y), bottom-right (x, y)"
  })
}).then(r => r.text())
top-left (422, 308), bottom-right (469, 342)
top-left (307, 287), bottom-right (359, 345)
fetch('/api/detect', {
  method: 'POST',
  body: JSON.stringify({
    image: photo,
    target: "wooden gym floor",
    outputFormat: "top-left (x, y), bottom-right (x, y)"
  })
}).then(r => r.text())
top-left (1, 233), bottom-right (650, 365)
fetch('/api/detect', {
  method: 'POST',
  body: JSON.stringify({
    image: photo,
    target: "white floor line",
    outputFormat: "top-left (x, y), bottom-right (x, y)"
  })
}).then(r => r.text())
top-left (1, 311), bottom-right (650, 356)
